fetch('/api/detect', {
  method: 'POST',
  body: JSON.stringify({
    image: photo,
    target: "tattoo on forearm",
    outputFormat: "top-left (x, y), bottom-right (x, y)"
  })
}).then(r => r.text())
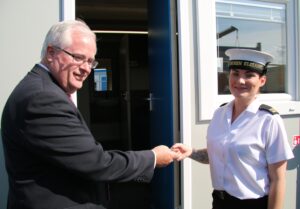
top-left (189, 149), bottom-right (209, 164)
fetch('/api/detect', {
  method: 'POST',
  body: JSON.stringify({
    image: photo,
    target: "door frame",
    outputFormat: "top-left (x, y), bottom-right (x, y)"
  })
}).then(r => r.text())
top-left (177, 1), bottom-right (193, 209)
top-left (148, 0), bottom-right (180, 208)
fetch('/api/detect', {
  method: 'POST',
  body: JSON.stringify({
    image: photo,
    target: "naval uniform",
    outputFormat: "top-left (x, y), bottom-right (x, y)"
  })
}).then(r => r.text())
top-left (207, 99), bottom-right (294, 209)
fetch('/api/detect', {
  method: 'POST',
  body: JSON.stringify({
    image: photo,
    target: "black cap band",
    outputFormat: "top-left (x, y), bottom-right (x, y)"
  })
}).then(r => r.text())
top-left (229, 60), bottom-right (268, 74)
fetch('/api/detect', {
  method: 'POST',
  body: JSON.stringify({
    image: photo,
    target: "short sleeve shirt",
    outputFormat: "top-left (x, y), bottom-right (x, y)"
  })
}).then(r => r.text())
top-left (207, 99), bottom-right (294, 199)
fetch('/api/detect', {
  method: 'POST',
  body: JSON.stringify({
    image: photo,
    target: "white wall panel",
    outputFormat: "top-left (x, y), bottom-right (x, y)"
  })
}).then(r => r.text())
top-left (0, 0), bottom-right (61, 122)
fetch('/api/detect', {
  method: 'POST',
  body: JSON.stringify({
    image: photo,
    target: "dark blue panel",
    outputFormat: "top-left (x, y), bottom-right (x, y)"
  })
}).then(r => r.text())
top-left (148, 0), bottom-right (174, 208)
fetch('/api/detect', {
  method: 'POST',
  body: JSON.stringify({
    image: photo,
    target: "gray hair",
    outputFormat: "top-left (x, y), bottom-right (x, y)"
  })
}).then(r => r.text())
top-left (40, 19), bottom-right (96, 59)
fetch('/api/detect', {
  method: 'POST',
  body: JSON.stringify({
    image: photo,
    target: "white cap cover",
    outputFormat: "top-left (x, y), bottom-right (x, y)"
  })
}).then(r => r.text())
top-left (225, 48), bottom-right (274, 74)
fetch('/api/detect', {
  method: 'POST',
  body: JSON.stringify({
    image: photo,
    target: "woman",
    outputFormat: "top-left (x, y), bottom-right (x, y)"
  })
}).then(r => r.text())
top-left (172, 48), bottom-right (294, 209)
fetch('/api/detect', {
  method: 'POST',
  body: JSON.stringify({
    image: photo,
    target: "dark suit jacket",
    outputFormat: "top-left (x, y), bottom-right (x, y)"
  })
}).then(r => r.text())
top-left (1, 65), bottom-right (155, 209)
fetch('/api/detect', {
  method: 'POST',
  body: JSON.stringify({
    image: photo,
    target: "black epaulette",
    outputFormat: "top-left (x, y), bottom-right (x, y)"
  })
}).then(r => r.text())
top-left (220, 103), bottom-right (227, 107)
top-left (259, 104), bottom-right (279, 115)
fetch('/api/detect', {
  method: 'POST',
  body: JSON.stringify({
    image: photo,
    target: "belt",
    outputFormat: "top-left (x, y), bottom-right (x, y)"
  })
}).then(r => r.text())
top-left (213, 190), bottom-right (268, 201)
top-left (212, 190), bottom-right (268, 209)
top-left (213, 190), bottom-right (232, 200)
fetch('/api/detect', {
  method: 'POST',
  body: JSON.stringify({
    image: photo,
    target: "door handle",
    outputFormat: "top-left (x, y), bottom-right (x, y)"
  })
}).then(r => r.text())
top-left (145, 93), bottom-right (153, 111)
top-left (145, 93), bottom-right (160, 112)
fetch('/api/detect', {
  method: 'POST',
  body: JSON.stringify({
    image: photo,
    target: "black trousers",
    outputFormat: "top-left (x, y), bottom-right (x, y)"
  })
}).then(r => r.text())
top-left (212, 190), bottom-right (268, 209)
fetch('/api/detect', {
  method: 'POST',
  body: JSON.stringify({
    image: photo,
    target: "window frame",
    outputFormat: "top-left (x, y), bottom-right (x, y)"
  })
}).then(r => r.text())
top-left (195, 0), bottom-right (300, 121)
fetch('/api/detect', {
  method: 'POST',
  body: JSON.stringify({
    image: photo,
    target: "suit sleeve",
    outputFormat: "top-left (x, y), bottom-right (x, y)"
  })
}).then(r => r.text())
top-left (22, 91), bottom-right (154, 182)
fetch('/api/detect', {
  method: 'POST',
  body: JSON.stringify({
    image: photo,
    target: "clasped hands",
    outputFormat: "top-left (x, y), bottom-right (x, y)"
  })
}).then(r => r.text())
top-left (152, 143), bottom-right (192, 167)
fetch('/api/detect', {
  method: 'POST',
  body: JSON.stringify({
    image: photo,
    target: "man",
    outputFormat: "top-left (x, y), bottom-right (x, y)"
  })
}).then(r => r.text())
top-left (1, 20), bottom-right (178, 209)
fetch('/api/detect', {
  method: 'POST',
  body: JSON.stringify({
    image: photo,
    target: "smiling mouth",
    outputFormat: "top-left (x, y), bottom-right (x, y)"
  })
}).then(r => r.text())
top-left (235, 84), bottom-right (247, 89)
top-left (74, 73), bottom-right (85, 81)
top-left (234, 86), bottom-right (249, 92)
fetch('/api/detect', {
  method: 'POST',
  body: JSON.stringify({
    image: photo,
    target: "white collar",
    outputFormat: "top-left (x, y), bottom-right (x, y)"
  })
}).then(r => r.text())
top-left (37, 63), bottom-right (50, 72)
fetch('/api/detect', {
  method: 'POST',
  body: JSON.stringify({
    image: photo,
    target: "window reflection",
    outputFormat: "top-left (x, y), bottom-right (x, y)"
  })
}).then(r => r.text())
top-left (94, 69), bottom-right (108, 91)
top-left (93, 59), bottom-right (113, 92)
top-left (216, 0), bottom-right (287, 94)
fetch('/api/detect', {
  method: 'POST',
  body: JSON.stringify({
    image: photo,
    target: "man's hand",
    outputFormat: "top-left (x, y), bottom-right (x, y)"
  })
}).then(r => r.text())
top-left (152, 145), bottom-right (179, 167)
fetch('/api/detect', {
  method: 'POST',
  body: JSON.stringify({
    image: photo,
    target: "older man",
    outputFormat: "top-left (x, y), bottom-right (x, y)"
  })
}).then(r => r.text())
top-left (1, 20), bottom-right (177, 209)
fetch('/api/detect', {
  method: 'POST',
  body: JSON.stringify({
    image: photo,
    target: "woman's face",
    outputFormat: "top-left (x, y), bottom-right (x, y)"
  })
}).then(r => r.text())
top-left (229, 69), bottom-right (266, 101)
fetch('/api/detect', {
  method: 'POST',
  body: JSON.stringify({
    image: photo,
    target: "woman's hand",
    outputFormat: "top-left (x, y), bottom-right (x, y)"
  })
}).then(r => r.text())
top-left (171, 143), bottom-right (193, 161)
top-left (172, 144), bottom-right (209, 164)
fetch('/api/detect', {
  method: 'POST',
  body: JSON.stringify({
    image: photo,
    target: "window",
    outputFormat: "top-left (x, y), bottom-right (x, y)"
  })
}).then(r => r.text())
top-left (216, 0), bottom-right (287, 94)
top-left (195, 0), bottom-right (300, 120)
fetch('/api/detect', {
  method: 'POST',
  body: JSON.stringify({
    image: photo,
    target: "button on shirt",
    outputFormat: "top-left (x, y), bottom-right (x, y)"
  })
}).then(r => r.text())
top-left (207, 99), bottom-right (294, 199)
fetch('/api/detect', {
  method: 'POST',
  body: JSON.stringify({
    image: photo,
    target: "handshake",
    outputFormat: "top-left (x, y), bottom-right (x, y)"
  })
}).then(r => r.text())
top-left (152, 144), bottom-right (192, 168)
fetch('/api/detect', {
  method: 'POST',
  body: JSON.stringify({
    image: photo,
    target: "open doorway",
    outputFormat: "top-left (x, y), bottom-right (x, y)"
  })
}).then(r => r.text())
top-left (79, 33), bottom-right (150, 151)
top-left (76, 1), bottom-right (152, 208)
top-left (76, 0), bottom-right (149, 150)
top-left (76, 1), bottom-right (179, 209)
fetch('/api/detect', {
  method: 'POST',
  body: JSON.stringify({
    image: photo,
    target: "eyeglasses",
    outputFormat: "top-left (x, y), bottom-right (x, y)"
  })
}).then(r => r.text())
top-left (53, 46), bottom-right (98, 69)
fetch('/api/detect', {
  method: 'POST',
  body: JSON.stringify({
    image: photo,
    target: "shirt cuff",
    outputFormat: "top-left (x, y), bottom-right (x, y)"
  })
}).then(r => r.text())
top-left (151, 150), bottom-right (157, 168)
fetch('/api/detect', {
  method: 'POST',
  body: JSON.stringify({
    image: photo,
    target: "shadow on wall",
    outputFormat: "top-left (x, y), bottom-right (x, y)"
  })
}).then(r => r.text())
top-left (287, 145), bottom-right (300, 209)
top-left (0, 132), bottom-right (8, 209)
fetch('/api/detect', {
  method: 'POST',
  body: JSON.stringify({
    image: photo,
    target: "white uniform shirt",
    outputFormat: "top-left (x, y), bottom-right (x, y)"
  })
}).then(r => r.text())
top-left (207, 99), bottom-right (294, 199)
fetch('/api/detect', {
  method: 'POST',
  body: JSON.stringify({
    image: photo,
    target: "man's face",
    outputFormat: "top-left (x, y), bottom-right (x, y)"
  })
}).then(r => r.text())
top-left (47, 32), bottom-right (97, 94)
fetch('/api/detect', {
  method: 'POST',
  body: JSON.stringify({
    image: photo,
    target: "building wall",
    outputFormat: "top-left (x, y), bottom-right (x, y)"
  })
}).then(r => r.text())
top-left (0, 0), bottom-right (60, 208)
top-left (284, 117), bottom-right (299, 209)
top-left (0, 0), bottom-right (61, 120)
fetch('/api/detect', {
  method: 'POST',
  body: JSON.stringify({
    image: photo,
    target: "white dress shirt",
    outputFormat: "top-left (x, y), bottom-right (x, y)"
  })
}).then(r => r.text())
top-left (207, 99), bottom-right (294, 199)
